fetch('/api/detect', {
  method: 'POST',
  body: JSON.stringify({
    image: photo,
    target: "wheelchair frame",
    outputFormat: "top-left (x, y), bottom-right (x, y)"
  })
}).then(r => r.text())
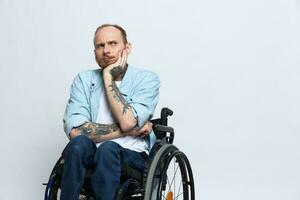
top-left (44, 108), bottom-right (195, 200)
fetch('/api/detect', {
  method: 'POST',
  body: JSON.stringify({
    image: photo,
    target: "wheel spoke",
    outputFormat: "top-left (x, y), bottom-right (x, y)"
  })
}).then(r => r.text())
top-left (168, 159), bottom-right (179, 192)
top-left (160, 187), bottom-right (167, 200)
top-left (166, 173), bottom-right (171, 191)
top-left (144, 145), bottom-right (194, 200)
top-left (176, 177), bottom-right (182, 199)
top-left (174, 158), bottom-right (176, 198)
top-left (174, 191), bottom-right (184, 200)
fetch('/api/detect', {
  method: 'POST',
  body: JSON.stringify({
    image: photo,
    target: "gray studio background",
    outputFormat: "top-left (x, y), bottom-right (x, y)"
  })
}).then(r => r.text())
top-left (0, 0), bottom-right (299, 199)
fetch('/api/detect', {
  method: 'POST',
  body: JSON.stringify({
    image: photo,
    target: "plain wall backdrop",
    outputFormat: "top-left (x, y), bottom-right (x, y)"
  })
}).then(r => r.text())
top-left (0, 0), bottom-right (299, 199)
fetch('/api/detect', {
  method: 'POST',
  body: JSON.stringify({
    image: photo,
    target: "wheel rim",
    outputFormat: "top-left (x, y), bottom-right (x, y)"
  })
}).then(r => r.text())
top-left (145, 145), bottom-right (194, 199)
top-left (158, 151), bottom-right (188, 200)
top-left (144, 144), bottom-right (195, 200)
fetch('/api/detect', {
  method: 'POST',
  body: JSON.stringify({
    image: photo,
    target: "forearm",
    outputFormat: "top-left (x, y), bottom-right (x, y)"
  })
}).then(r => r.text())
top-left (76, 122), bottom-right (124, 143)
top-left (103, 72), bottom-right (137, 131)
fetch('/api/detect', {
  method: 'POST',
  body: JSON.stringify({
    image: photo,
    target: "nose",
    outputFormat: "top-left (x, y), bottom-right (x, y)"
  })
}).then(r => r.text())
top-left (103, 45), bottom-right (111, 55)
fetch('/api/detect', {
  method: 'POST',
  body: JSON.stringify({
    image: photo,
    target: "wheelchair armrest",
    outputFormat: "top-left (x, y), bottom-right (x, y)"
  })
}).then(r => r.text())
top-left (153, 124), bottom-right (174, 143)
top-left (154, 124), bottom-right (174, 134)
top-left (150, 107), bottom-right (174, 141)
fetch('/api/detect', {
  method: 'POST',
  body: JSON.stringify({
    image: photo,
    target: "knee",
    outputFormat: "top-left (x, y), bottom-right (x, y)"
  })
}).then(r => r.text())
top-left (98, 141), bottom-right (120, 155)
top-left (94, 141), bottom-right (121, 165)
top-left (64, 135), bottom-right (91, 156)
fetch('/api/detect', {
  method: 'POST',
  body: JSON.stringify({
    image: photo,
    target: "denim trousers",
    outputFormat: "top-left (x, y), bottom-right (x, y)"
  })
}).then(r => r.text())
top-left (60, 135), bottom-right (146, 200)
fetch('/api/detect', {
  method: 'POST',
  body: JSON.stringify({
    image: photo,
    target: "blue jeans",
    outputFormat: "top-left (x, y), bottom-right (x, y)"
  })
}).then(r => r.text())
top-left (60, 135), bottom-right (147, 200)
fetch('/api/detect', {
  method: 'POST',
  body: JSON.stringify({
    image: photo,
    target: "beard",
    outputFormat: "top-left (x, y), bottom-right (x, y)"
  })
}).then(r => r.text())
top-left (96, 56), bottom-right (117, 69)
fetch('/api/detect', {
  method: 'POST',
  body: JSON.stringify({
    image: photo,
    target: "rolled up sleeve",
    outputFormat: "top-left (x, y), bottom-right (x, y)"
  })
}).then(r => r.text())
top-left (63, 74), bottom-right (91, 136)
top-left (130, 72), bottom-right (160, 128)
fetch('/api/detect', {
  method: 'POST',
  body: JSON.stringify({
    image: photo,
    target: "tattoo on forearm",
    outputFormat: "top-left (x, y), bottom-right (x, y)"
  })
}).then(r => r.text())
top-left (77, 122), bottom-right (118, 138)
top-left (108, 81), bottom-right (131, 114)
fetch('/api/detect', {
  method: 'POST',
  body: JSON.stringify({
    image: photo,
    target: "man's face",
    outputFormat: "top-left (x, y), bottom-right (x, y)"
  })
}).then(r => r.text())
top-left (94, 26), bottom-right (130, 69)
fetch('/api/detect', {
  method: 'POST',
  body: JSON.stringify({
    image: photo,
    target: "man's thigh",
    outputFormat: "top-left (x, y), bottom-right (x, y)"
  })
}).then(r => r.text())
top-left (94, 141), bottom-right (147, 171)
top-left (120, 147), bottom-right (147, 171)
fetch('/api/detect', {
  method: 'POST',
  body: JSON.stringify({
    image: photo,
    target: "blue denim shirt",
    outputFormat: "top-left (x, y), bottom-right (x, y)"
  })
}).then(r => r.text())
top-left (63, 65), bottom-right (160, 150)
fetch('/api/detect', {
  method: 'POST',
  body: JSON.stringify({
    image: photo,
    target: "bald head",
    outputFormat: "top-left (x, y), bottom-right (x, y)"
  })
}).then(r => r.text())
top-left (94, 24), bottom-right (128, 46)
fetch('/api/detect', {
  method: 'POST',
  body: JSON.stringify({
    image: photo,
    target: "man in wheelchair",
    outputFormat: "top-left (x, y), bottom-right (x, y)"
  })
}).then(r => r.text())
top-left (45, 24), bottom-right (195, 200)
top-left (60, 24), bottom-right (160, 199)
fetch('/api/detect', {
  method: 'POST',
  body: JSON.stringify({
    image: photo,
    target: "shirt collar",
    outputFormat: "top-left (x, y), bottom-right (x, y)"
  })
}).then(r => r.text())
top-left (91, 64), bottom-right (134, 95)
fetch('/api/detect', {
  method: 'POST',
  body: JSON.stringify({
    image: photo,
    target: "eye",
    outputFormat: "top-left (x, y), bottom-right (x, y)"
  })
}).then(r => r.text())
top-left (110, 41), bottom-right (117, 46)
top-left (95, 44), bottom-right (105, 49)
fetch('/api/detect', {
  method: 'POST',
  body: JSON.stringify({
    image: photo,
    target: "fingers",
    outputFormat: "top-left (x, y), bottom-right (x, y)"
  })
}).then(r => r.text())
top-left (107, 49), bottom-right (127, 72)
top-left (140, 122), bottom-right (153, 138)
top-left (120, 49), bottom-right (128, 68)
top-left (117, 51), bottom-right (122, 66)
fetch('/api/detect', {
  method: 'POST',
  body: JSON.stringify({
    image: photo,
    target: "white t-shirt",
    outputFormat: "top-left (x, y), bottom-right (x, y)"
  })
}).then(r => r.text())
top-left (95, 81), bottom-right (148, 153)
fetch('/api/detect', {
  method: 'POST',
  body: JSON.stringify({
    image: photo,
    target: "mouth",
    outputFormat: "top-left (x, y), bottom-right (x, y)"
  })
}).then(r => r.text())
top-left (103, 56), bottom-right (115, 63)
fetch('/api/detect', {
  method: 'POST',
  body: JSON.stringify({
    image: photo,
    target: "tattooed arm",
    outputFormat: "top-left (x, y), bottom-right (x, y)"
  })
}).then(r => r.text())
top-left (102, 50), bottom-right (137, 132)
top-left (71, 122), bottom-right (124, 143)
top-left (70, 120), bottom-right (152, 142)
top-left (103, 72), bottom-right (137, 132)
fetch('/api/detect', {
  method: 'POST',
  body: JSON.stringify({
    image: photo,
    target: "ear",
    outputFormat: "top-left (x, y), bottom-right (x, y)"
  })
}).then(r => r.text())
top-left (125, 43), bottom-right (132, 54)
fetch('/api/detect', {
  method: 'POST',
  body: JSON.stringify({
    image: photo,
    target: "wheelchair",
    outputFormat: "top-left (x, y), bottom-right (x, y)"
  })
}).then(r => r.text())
top-left (44, 108), bottom-right (195, 200)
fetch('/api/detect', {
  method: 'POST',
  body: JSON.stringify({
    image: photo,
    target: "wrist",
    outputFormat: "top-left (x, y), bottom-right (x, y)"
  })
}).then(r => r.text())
top-left (103, 70), bottom-right (113, 81)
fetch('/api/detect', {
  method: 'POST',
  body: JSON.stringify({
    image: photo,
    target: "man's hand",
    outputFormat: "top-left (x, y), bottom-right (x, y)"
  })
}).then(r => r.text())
top-left (125, 121), bottom-right (153, 138)
top-left (103, 49), bottom-right (128, 80)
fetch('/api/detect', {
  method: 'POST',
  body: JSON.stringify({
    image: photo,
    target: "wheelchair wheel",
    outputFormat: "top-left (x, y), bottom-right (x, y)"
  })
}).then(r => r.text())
top-left (44, 157), bottom-right (93, 200)
top-left (45, 173), bottom-right (61, 200)
top-left (144, 144), bottom-right (194, 200)
top-left (45, 173), bottom-right (92, 200)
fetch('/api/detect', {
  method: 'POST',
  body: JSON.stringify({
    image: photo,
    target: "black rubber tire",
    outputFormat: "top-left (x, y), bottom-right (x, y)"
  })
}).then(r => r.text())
top-left (44, 174), bottom-right (60, 200)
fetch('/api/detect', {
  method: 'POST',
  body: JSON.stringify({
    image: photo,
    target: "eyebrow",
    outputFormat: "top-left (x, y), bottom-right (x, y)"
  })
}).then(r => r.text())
top-left (108, 40), bottom-right (118, 44)
top-left (95, 40), bottom-right (118, 47)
